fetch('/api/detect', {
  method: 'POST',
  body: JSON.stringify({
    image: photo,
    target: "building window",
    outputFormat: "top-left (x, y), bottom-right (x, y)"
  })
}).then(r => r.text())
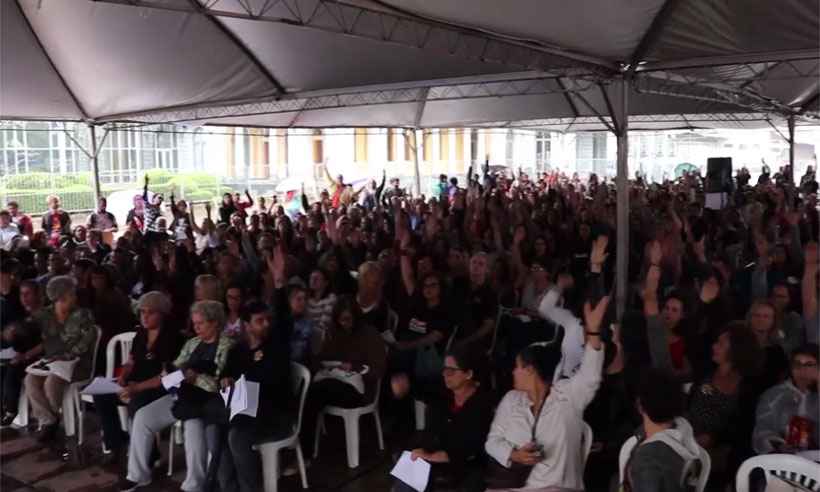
top-left (536, 131), bottom-right (550, 170)
top-left (439, 129), bottom-right (450, 164)
top-left (312, 129), bottom-right (323, 164)
top-left (423, 130), bottom-right (433, 162)
top-left (355, 128), bottom-right (368, 163)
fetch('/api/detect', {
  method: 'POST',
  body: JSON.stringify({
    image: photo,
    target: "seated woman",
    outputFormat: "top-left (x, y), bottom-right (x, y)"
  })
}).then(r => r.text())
top-left (298, 296), bottom-right (387, 466)
top-left (685, 320), bottom-right (761, 479)
top-left (484, 296), bottom-right (608, 491)
top-left (393, 347), bottom-right (495, 492)
top-left (1, 279), bottom-right (43, 426)
top-left (120, 300), bottom-right (234, 492)
top-left (93, 291), bottom-right (182, 464)
top-left (389, 255), bottom-right (454, 401)
top-left (753, 344), bottom-right (819, 454)
top-left (218, 301), bottom-right (293, 492)
top-left (24, 275), bottom-right (96, 443)
top-left (267, 246), bottom-right (316, 364)
top-left (620, 369), bottom-right (702, 492)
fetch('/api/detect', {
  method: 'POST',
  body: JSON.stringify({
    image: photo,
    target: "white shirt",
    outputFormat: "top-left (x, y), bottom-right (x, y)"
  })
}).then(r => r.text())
top-left (538, 292), bottom-right (585, 381)
top-left (485, 345), bottom-right (604, 490)
top-left (0, 224), bottom-right (21, 251)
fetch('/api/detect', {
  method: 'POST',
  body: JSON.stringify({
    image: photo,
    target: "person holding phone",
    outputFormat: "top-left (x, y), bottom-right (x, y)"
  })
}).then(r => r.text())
top-left (484, 296), bottom-right (608, 490)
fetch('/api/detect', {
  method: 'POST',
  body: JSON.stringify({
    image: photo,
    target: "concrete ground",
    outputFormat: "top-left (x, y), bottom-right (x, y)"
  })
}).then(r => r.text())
top-left (1, 412), bottom-right (398, 492)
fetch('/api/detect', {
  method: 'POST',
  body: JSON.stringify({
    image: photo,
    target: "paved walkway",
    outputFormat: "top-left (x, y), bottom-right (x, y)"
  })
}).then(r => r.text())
top-left (1, 415), bottom-right (396, 492)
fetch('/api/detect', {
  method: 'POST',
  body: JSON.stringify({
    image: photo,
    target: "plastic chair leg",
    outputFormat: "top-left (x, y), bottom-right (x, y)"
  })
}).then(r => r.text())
top-left (414, 400), bottom-right (426, 431)
top-left (312, 414), bottom-right (323, 459)
top-left (258, 446), bottom-right (280, 492)
top-left (167, 432), bottom-right (175, 476)
top-left (14, 388), bottom-right (29, 428)
top-left (342, 414), bottom-right (360, 469)
top-left (295, 444), bottom-right (308, 489)
top-left (62, 388), bottom-right (76, 437)
top-left (374, 412), bottom-right (384, 451)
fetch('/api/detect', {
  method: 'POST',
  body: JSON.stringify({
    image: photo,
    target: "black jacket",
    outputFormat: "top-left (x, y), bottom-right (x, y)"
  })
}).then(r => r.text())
top-left (224, 336), bottom-right (292, 420)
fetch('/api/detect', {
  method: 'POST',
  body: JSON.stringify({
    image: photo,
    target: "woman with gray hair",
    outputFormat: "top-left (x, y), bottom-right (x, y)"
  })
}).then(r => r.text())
top-left (92, 291), bottom-right (183, 464)
top-left (24, 275), bottom-right (96, 443)
top-left (120, 300), bottom-right (234, 492)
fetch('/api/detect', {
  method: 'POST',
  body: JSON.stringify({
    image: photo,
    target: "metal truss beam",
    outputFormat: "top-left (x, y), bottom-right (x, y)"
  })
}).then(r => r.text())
top-left (637, 49), bottom-right (820, 71)
top-left (89, 0), bottom-right (618, 76)
top-left (97, 75), bottom-right (597, 125)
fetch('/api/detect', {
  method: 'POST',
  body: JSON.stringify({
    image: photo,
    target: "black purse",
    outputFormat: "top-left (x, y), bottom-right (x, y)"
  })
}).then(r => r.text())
top-left (484, 393), bottom-right (548, 489)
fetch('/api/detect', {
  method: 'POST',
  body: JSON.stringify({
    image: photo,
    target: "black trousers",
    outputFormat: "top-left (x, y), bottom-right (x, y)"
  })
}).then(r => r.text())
top-left (93, 388), bottom-right (165, 451)
top-left (299, 379), bottom-right (367, 457)
top-left (1, 362), bottom-right (26, 414)
top-left (217, 414), bottom-right (294, 492)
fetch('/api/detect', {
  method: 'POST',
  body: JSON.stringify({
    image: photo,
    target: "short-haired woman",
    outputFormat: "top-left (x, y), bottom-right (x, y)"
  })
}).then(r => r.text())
top-left (24, 275), bottom-right (96, 442)
top-left (393, 347), bottom-right (496, 492)
top-left (92, 291), bottom-right (182, 464)
top-left (120, 300), bottom-right (234, 492)
top-left (484, 297), bottom-right (608, 491)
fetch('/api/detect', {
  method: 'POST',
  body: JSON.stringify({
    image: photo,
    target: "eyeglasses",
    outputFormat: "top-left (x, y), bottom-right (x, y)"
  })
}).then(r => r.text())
top-left (442, 366), bottom-right (464, 375)
top-left (423, 282), bottom-right (440, 289)
top-left (793, 361), bottom-right (818, 368)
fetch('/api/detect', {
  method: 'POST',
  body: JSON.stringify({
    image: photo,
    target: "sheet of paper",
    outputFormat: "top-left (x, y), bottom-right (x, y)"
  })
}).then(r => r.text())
top-left (48, 359), bottom-right (78, 382)
top-left (0, 347), bottom-right (18, 360)
top-left (161, 370), bottom-right (184, 390)
top-left (390, 451), bottom-right (431, 492)
top-left (221, 376), bottom-right (260, 421)
top-left (81, 377), bottom-right (123, 395)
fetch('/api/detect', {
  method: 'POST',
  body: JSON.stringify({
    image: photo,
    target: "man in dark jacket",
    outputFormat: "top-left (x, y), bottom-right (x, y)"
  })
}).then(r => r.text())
top-left (218, 301), bottom-right (292, 492)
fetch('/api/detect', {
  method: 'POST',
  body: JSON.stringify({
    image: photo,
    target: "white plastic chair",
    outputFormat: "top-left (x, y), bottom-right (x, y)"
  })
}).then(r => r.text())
top-left (253, 362), bottom-right (311, 492)
top-left (63, 326), bottom-right (103, 445)
top-left (313, 377), bottom-right (384, 469)
top-left (581, 422), bottom-right (593, 466)
top-left (84, 331), bottom-right (136, 433)
top-left (386, 309), bottom-right (399, 334)
top-left (619, 434), bottom-right (711, 492)
top-left (736, 454), bottom-right (820, 492)
top-left (167, 420), bottom-right (184, 476)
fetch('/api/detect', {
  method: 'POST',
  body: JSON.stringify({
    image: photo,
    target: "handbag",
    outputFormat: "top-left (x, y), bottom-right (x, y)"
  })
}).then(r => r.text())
top-left (485, 393), bottom-right (549, 489)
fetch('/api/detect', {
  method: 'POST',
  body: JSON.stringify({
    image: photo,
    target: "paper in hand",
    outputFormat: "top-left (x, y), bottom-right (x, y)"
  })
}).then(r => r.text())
top-left (390, 451), bottom-right (431, 492)
top-left (0, 347), bottom-right (18, 360)
top-left (81, 377), bottom-right (124, 395)
top-left (161, 370), bottom-right (185, 390)
top-left (220, 375), bottom-right (260, 421)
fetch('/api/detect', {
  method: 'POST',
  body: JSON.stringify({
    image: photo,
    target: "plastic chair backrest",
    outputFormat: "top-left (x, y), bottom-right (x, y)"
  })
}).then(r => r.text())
top-left (581, 421), bottom-right (593, 466)
top-left (445, 325), bottom-right (459, 352)
top-left (105, 331), bottom-right (137, 379)
top-left (489, 306), bottom-right (514, 356)
top-left (387, 309), bottom-right (399, 334)
top-left (85, 326), bottom-right (103, 384)
top-left (694, 442), bottom-right (711, 492)
top-left (736, 454), bottom-right (820, 492)
top-left (290, 362), bottom-right (311, 435)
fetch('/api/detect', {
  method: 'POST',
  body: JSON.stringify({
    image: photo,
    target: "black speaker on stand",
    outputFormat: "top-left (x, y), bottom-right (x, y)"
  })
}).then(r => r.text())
top-left (705, 157), bottom-right (732, 209)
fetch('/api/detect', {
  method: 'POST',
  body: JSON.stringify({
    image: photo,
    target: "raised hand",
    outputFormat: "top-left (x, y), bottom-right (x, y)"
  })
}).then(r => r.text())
top-left (805, 242), bottom-right (819, 270)
top-left (590, 234), bottom-right (609, 266)
top-left (583, 295), bottom-right (610, 334)
top-left (700, 276), bottom-right (720, 304)
top-left (647, 240), bottom-right (662, 266)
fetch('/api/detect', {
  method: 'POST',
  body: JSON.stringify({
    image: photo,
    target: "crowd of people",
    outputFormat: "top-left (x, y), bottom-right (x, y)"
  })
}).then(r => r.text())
top-left (0, 161), bottom-right (818, 492)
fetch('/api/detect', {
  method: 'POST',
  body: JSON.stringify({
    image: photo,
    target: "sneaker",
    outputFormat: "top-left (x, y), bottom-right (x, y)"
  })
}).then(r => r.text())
top-left (0, 412), bottom-right (16, 427)
top-left (282, 459), bottom-right (311, 477)
top-left (119, 478), bottom-right (150, 492)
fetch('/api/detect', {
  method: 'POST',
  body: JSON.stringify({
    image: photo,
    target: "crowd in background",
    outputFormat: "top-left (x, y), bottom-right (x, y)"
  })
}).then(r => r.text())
top-left (0, 161), bottom-right (818, 492)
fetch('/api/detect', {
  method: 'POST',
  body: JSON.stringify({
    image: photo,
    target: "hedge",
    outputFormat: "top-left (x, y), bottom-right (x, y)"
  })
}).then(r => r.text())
top-left (1, 170), bottom-right (230, 214)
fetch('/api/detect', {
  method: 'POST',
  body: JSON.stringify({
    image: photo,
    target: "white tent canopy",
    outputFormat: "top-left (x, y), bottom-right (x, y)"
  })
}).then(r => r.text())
top-left (2, 0), bottom-right (818, 130)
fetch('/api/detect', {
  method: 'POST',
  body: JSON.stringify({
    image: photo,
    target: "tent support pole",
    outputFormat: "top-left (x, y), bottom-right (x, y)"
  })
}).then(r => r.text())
top-left (614, 78), bottom-right (629, 320)
top-left (787, 115), bottom-right (795, 184)
top-left (90, 124), bottom-right (102, 204)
